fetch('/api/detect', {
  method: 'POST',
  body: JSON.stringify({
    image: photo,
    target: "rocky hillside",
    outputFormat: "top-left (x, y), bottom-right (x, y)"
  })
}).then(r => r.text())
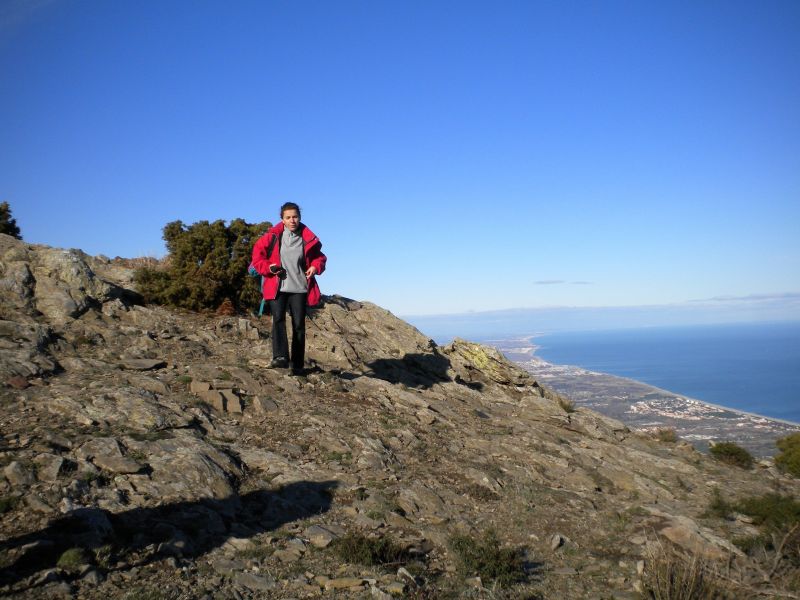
top-left (1, 233), bottom-right (798, 599)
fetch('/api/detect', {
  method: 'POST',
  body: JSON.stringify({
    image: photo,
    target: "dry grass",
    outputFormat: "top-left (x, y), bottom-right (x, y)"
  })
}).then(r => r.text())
top-left (641, 541), bottom-right (733, 600)
top-left (655, 428), bottom-right (679, 443)
top-left (557, 398), bottom-right (576, 414)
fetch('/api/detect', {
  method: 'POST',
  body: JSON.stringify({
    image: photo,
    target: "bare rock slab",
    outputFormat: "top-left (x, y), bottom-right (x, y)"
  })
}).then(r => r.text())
top-left (252, 395), bottom-right (279, 413)
top-left (304, 524), bottom-right (342, 548)
top-left (221, 389), bottom-right (243, 413)
top-left (76, 437), bottom-right (140, 472)
top-left (189, 380), bottom-right (211, 393)
top-left (4, 461), bottom-right (35, 486)
top-left (33, 453), bottom-right (67, 481)
top-left (196, 390), bottom-right (226, 412)
top-left (235, 572), bottom-right (276, 591)
top-left (325, 577), bottom-right (365, 591)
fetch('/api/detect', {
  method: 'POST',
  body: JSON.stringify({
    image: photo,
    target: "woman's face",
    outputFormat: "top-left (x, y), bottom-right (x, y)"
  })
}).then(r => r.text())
top-left (281, 209), bottom-right (301, 232)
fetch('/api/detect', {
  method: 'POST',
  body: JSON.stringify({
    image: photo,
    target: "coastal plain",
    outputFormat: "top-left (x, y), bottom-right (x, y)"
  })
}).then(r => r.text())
top-left (495, 337), bottom-right (800, 458)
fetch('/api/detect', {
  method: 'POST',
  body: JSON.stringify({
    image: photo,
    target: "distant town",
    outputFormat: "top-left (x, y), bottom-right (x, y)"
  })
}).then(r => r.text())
top-left (492, 337), bottom-right (800, 458)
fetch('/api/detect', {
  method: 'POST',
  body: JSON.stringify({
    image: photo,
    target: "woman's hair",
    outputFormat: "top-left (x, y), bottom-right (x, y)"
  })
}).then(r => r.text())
top-left (280, 202), bottom-right (301, 218)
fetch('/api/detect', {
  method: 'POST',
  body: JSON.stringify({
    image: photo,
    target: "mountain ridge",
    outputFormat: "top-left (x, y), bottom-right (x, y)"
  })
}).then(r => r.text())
top-left (1, 233), bottom-right (798, 598)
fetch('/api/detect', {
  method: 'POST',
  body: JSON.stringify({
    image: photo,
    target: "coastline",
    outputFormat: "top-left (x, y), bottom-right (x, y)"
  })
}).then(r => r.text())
top-left (491, 332), bottom-right (800, 425)
top-left (540, 360), bottom-right (800, 428)
top-left (487, 335), bottom-right (800, 457)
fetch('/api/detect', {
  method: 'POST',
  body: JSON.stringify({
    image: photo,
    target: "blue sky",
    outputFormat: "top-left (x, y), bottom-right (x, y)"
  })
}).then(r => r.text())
top-left (2, 0), bottom-right (799, 322)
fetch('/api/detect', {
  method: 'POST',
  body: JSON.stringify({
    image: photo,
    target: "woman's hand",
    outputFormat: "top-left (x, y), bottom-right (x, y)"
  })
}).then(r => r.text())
top-left (305, 265), bottom-right (317, 279)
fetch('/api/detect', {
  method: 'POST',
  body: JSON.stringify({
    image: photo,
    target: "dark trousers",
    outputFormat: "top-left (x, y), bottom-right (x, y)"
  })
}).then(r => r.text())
top-left (269, 292), bottom-right (307, 369)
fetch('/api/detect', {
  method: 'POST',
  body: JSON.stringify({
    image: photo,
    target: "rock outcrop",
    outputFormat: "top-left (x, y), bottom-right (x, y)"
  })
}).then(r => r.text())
top-left (1, 233), bottom-right (798, 598)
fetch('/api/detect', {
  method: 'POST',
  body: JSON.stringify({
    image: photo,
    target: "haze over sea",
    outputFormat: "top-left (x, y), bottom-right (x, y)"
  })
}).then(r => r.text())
top-left (526, 322), bottom-right (800, 424)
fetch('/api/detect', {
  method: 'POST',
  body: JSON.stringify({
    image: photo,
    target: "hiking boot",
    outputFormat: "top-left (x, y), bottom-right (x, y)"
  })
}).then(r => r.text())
top-left (269, 357), bottom-right (289, 369)
top-left (291, 366), bottom-right (305, 376)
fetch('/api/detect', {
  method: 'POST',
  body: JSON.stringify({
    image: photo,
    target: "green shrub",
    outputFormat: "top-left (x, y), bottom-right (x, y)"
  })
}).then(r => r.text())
top-left (775, 433), bottom-right (800, 477)
top-left (331, 533), bottom-right (407, 566)
top-left (736, 493), bottom-right (800, 532)
top-left (0, 201), bottom-right (21, 239)
top-left (732, 493), bottom-right (800, 579)
top-left (134, 218), bottom-right (271, 312)
top-left (704, 488), bottom-right (735, 520)
top-left (709, 442), bottom-right (753, 469)
top-left (708, 490), bottom-right (800, 535)
top-left (447, 529), bottom-right (526, 586)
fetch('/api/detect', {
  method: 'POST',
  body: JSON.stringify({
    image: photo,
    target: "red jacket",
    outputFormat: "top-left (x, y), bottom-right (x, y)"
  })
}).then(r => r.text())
top-left (251, 223), bottom-right (327, 306)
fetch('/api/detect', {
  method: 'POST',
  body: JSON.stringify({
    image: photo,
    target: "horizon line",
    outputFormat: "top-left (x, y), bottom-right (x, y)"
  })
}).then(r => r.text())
top-left (400, 291), bottom-right (800, 319)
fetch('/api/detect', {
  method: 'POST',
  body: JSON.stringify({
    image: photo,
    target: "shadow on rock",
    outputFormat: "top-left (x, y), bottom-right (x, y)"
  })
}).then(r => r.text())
top-left (366, 352), bottom-right (454, 390)
top-left (0, 480), bottom-right (337, 588)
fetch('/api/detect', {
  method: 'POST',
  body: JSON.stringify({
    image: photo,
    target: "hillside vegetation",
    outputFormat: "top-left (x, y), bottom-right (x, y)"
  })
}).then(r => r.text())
top-left (133, 218), bottom-right (271, 312)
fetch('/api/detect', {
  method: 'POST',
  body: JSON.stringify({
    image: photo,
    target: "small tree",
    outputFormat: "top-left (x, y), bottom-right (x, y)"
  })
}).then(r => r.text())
top-left (134, 218), bottom-right (271, 312)
top-left (0, 201), bottom-right (22, 239)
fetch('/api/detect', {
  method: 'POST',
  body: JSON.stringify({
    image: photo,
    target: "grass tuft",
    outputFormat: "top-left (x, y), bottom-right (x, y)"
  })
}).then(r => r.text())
top-left (323, 451), bottom-right (352, 464)
top-left (447, 529), bottom-right (527, 587)
top-left (558, 398), bottom-right (576, 414)
top-left (641, 541), bottom-right (732, 600)
top-left (331, 533), bottom-right (408, 566)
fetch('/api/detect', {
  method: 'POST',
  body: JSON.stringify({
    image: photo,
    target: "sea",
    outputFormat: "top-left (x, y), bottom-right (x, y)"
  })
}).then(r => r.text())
top-left (524, 321), bottom-right (800, 424)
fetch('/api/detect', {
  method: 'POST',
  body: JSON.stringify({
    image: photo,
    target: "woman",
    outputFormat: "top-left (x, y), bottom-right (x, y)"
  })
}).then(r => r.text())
top-left (251, 202), bottom-right (327, 375)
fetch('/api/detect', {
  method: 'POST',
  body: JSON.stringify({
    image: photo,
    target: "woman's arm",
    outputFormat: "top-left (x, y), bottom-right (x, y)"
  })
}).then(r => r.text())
top-left (307, 244), bottom-right (326, 276)
top-left (251, 233), bottom-right (278, 276)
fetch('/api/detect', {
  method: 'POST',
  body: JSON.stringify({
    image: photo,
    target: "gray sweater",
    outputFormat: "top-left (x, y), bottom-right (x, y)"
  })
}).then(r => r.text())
top-left (279, 228), bottom-right (308, 293)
